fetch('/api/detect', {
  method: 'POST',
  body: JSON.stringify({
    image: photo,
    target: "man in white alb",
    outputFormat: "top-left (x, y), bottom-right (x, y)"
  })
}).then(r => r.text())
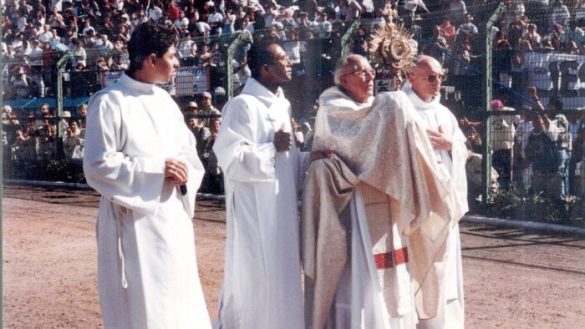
top-left (403, 55), bottom-right (469, 329)
top-left (83, 21), bottom-right (211, 329)
top-left (213, 39), bottom-right (323, 329)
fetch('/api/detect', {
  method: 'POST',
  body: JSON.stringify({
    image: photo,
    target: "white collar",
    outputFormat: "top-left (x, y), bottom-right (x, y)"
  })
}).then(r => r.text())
top-left (119, 73), bottom-right (158, 94)
top-left (241, 77), bottom-right (287, 108)
top-left (402, 82), bottom-right (441, 111)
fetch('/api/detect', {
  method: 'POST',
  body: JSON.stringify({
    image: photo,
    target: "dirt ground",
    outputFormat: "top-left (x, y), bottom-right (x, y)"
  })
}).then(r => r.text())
top-left (3, 185), bottom-right (585, 329)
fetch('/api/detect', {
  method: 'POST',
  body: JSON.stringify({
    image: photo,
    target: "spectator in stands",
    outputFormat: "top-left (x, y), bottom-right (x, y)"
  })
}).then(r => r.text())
top-left (526, 113), bottom-right (560, 198)
top-left (524, 23), bottom-right (542, 49)
top-left (81, 17), bottom-right (96, 36)
top-left (563, 20), bottom-right (585, 51)
top-left (459, 116), bottom-right (483, 153)
top-left (11, 127), bottom-right (37, 166)
top-left (490, 99), bottom-right (518, 189)
top-left (452, 38), bottom-right (474, 106)
top-left (466, 144), bottom-right (500, 202)
top-left (204, 117), bottom-right (223, 193)
top-left (96, 33), bottom-right (114, 55)
top-left (11, 66), bottom-right (33, 98)
top-left (77, 103), bottom-right (88, 130)
top-left (427, 25), bottom-right (449, 65)
top-left (449, 0), bottom-right (468, 25)
top-left (110, 53), bottom-right (128, 71)
top-left (548, 113), bottom-right (573, 201)
top-left (167, 0), bottom-right (180, 21)
top-left (208, 6), bottom-right (224, 35)
top-left (34, 115), bottom-right (57, 159)
top-left (457, 13), bottom-right (478, 39)
top-left (198, 91), bottom-right (221, 126)
top-left (512, 16), bottom-right (530, 42)
top-left (576, 0), bottom-right (585, 26)
top-left (512, 107), bottom-right (534, 194)
top-left (186, 114), bottom-right (211, 165)
top-left (64, 120), bottom-right (84, 160)
top-left (70, 38), bottom-right (87, 68)
top-left (148, 1), bottom-right (164, 22)
top-left (2, 105), bottom-right (20, 145)
top-left (196, 16), bottom-right (212, 40)
top-left (440, 16), bottom-right (457, 49)
top-left (550, 0), bottom-right (570, 30)
top-left (29, 39), bottom-right (44, 71)
top-left (96, 55), bottom-right (110, 87)
top-left (183, 101), bottom-right (198, 116)
top-left (232, 54), bottom-right (251, 86)
top-left (48, 7), bottom-right (66, 30)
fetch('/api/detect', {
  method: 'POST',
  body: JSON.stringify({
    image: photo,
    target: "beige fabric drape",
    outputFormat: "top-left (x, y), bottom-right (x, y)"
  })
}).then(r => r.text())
top-left (303, 90), bottom-right (458, 328)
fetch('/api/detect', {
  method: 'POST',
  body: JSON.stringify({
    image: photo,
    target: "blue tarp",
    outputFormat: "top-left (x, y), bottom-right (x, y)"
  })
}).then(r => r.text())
top-left (3, 97), bottom-right (89, 110)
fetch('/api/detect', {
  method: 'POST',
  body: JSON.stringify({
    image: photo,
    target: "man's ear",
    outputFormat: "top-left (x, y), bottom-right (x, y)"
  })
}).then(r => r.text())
top-left (146, 53), bottom-right (157, 67)
top-left (259, 63), bottom-right (271, 78)
top-left (406, 71), bottom-right (415, 82)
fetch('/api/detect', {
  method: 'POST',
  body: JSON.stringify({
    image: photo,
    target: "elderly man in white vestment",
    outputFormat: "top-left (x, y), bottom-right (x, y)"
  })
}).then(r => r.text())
top-left (213, 40), bottom-right (325, 329)
top-left (404, 55), bottom-right (469, 329)
top-left (83, 22), bottom-right (212, 329)
top-left (303, 53), bottom-right (460, 329)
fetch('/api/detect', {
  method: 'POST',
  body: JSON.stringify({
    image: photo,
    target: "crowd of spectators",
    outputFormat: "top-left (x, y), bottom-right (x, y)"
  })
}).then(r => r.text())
top-left (2, 0), bottom-right (585, 201)
top-left (2, 0), bottom-right (584, 103)
top-left (180, 92), bottom-right (224, 192)
top-left (459, 90), bottom-right (585, 204)
top-left (2, 102), bottom-right (87, 179)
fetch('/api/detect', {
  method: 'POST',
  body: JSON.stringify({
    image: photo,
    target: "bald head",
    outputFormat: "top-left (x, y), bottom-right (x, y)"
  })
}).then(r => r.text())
top-left (334, 54), bottom-right (375, 103)
top-left (408, 55), bottom-right (445, 102)
top-left (411, 55), bottom-right (443, 75)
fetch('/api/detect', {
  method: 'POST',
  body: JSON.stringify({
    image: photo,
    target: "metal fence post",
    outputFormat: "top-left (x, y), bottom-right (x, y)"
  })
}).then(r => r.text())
top-left (340, 20), bottom-right (361, 58)
top-left (226, 32), bottom-right (244, 99)
top-left (55, 52), bottom-right (70, 159)
top-left (482, 3), bottom-right (505, 205)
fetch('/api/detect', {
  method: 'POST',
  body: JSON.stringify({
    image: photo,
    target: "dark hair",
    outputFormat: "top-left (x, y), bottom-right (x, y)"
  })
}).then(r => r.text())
top-left (127, 21), bottom-right (178, 74)
top-left (247, 39), bottom-right (279, 79)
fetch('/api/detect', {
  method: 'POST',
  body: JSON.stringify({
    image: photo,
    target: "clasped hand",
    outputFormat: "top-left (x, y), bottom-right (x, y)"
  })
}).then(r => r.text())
top-left (273, 128), bottom-right (292, 152)
top-left (164, 159), bottom-right (188, 186)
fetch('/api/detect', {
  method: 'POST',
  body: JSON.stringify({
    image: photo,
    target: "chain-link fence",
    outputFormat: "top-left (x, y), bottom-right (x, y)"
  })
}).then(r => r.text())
top-left (3, 3), bottom-right (585, 223)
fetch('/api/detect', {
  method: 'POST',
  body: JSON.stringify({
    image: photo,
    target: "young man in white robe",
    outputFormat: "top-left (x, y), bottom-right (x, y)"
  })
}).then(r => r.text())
top-left (213, 40), bottom-right (323, 329)
top-left (403, 55), bottom-right (469, 329)
top-left (83, 21), bottom-right (212, 329)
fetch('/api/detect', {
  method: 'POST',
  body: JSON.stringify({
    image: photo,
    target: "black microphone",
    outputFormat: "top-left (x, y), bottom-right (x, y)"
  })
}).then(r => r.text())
top-left (179, 184), bottom-right (187, 195)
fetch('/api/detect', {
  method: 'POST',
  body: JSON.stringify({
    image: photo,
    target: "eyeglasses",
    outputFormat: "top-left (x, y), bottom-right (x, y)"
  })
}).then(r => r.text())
top-left (348, 68), bottom-right (375, 78)
top-left (423, 74), bottom-right (445, 83)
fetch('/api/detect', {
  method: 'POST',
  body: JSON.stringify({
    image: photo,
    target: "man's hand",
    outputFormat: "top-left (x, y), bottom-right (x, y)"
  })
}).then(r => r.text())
top-left (427, 125), bottom-right (452, 151)
top-left (273, 126), bottom-right (292, 152)
top-left (164, 159), bottom-right (188, 186)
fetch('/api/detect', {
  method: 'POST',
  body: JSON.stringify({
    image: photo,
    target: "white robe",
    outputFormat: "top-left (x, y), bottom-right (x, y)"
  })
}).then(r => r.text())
top-left (314, 87), bottom-right (419, 329)
top-left (213, 78), bottom-right (308, 329)
top-left (83, 73), bottom-right (212, 329)
top-left (403, 83), bottom-right (468, 329)
top-left (311, 87), bottom-right (465, 329)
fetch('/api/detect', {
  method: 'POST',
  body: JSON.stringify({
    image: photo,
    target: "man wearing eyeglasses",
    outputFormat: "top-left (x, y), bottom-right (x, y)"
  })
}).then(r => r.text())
top-left (304, 54), bottom-right (456, 329)
top-left (213, 39), bottom-right (324, 329)
top-left (405, 55), bottom-right (469, 329)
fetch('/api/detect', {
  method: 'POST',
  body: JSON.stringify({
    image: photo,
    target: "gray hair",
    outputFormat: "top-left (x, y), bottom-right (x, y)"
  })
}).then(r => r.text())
top-left (333, 54), bottom-right (368, 86)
